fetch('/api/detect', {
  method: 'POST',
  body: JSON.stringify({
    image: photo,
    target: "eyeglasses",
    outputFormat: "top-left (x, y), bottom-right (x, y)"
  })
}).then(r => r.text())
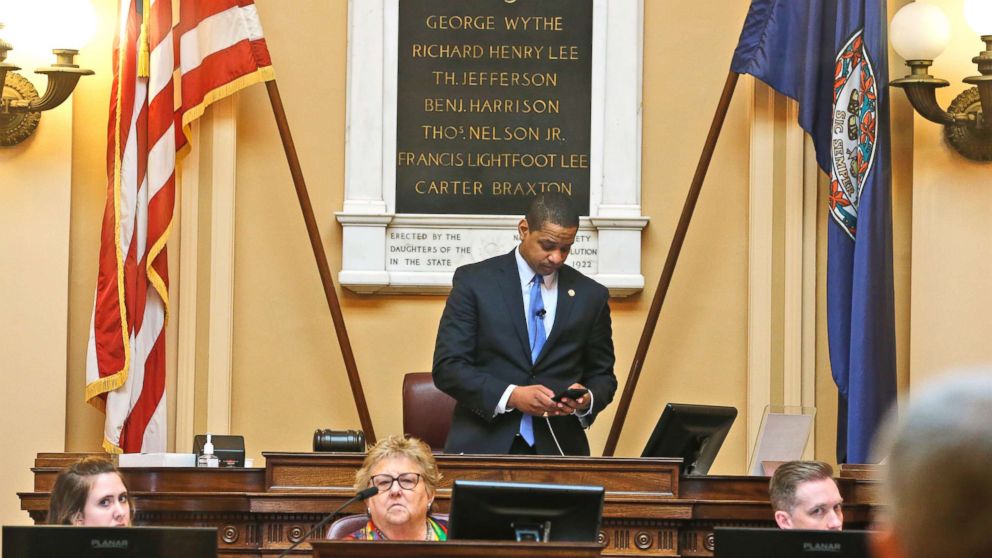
top-left (369, 472), bottom-right (422, 492)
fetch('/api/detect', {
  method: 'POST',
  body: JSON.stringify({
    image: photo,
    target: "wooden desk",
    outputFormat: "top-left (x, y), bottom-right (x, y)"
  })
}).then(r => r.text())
top-left (310, 540), bottom-right (602, 558)
top-left (18, 453), bottom-right (880, 557)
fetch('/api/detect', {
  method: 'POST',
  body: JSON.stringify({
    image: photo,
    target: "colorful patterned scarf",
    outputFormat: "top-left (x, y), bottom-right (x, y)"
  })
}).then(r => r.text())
top-left (343, 516), bottom-right (448, 541)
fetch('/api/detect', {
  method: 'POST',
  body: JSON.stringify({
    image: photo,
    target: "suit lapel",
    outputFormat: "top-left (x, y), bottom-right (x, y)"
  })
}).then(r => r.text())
top-left (496, 251), bottom-right (532, 363)
top-left (535, 266), bottom-right (577, 366)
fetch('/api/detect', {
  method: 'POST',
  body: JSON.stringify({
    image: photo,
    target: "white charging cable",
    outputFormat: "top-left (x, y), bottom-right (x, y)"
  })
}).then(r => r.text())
top-left (545, 416), bottom-right (566, 456)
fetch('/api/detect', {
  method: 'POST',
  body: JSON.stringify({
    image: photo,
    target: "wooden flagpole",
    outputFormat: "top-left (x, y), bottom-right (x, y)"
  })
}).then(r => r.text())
top-left (603, 71), bottom-right (740, 456)
top-left (264, 80), bottom-right (376, 444)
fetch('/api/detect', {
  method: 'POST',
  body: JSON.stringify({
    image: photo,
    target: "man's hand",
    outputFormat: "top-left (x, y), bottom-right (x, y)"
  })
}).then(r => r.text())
top-left (555, 383), bottom-right (591, 414)
top-left (508, 385), bottom-right (557, 416)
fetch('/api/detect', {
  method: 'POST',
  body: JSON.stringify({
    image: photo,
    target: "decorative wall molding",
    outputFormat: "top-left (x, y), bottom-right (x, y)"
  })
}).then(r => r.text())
top-left (205, 96), bottom-right (238, 435)
top-left (746, 79), bottom-right (775, 465)
top-left (798, 115), bottom-right (819, 459)
top-left (781, 101), bottom-right (819, 459)
top-left (340, 0), bottom-right (647, 296)
top-left (175, 120), bottom-right (200, 452)
top-left (746, 83), bottom-right (820, 465)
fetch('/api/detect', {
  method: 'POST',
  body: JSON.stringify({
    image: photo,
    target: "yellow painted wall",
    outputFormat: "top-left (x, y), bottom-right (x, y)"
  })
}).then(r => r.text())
top-left (0, 55), bottom-right (72, 530)
top-left (908, 0), bottom-right (992, 386)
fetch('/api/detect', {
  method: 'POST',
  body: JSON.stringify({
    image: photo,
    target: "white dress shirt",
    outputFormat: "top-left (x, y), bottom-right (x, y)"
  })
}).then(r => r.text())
top-left (495, 248), bottom-right (593, 420)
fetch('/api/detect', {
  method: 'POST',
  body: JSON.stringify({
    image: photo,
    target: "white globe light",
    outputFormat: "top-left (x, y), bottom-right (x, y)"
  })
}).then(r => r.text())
top-left (890, 2), bottom-right (952, 61)
top-left (45, 0), bottom-right (98, 51)
top-left (964, 0), bottom-right (992, 36)
top-left (0, 3), bottom-right (39, 53)
top-left (0, 0), bottom-right (97, 53)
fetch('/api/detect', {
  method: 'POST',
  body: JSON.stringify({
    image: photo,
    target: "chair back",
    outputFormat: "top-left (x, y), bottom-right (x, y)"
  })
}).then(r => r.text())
top-left (326, 514), bottom-right (369, 539)
top-left (402, 372), bottom-right (456, 451)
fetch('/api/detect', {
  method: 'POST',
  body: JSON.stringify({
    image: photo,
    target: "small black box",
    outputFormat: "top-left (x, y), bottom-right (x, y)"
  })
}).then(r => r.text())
top-left (192, 434), bottom-right (245, 467)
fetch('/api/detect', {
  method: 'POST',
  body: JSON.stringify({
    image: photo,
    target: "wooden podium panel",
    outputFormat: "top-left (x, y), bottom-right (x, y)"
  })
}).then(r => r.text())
top-left (265, 453), bottom-right (677, 495)
top-left (17, 453), bottom-right (880, 557)
top-left (838, 463), bottom-right (882, 508)
top-left (310, 540), bottom-right (602, 558)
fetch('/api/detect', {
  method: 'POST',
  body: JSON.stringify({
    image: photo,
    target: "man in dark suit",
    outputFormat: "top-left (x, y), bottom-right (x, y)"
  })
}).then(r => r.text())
top-left (432, 192), bottom-right (617, 455)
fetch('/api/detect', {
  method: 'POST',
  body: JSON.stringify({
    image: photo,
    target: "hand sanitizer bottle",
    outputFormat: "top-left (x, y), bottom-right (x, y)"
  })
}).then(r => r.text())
top-left (198, 434), bottom-right (220, 468)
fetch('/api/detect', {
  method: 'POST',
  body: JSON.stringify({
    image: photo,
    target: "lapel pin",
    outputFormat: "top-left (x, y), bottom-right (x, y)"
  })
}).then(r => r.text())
top-left (568, 289), bottom-right (576, 297)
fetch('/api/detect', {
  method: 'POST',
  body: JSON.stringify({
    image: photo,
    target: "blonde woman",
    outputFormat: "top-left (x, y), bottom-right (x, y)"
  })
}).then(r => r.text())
top-left (344, 435), bottom-right (446, 541)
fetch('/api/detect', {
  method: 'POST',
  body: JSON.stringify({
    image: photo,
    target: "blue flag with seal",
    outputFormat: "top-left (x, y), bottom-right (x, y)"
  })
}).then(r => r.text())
top-left (731, 0), bottom-right (897, 463)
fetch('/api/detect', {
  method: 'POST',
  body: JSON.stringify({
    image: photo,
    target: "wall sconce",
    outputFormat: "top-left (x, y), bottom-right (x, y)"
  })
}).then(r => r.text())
top-left (890, 0), bottom-right (992, 161)
top-left (0, 22), bottom-right (94, 147)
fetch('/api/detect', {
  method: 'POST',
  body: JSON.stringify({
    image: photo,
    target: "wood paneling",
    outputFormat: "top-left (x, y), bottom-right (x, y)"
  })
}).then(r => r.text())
top-left (18, 453), bottom-right (879, 557)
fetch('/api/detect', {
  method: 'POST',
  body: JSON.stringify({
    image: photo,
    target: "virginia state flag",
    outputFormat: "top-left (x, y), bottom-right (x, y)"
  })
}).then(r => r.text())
top-left (731, 0), bottom-right (897, 463)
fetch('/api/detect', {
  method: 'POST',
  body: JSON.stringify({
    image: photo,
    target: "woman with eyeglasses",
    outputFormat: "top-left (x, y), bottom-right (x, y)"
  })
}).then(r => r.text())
top-left (344, 435), bottom-right (447, 541)
top-left (48, 456), bottom-right (132, 526)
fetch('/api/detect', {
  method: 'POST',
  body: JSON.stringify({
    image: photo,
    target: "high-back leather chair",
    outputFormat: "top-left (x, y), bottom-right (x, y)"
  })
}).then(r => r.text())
top-left (326, 513), bottom-right (450, 539)
top-left (402, 372), bottom-right (456, 451)
top-left (326, 514), bottom-right (369, 539)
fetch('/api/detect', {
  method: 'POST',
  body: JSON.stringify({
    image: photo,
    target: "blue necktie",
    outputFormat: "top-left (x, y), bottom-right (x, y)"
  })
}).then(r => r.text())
top-left (520, 274), bottom-right (547, 446)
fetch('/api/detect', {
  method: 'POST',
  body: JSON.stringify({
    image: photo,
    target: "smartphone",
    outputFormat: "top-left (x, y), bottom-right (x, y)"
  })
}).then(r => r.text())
top-left (552, 387), bottom-right (589, 402)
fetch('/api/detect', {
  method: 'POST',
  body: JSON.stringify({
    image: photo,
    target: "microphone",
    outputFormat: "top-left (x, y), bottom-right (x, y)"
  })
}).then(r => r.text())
top-left (276, 485), bottom-right (379, 557)
top-left (536, 309), bottom-right (547, 319)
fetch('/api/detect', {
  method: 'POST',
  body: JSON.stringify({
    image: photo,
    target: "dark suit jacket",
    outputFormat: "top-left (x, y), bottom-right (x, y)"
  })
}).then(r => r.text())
top-left (432, 249), bottom-right (617, 455)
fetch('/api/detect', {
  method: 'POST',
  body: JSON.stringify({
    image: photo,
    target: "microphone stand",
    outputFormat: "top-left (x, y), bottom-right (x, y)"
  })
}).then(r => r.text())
top-left (276, 486), bottom-right (379, 557)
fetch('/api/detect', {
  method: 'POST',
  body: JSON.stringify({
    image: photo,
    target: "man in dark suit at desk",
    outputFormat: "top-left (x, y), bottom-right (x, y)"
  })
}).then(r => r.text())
top-left (433, 192), bottom-right (617, 456)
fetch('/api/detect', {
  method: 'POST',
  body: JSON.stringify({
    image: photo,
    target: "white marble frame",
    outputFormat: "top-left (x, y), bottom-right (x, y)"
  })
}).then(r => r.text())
top-left (339, 0), bottom-right (647, 296)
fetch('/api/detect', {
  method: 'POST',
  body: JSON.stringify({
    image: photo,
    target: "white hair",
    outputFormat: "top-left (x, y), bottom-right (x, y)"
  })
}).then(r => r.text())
top-left (875, 370), bottom-right (992, 558)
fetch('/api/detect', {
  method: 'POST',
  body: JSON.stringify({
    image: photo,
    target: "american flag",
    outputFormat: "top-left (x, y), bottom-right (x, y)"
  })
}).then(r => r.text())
top-left (86, 0), bottom-right (274, 453)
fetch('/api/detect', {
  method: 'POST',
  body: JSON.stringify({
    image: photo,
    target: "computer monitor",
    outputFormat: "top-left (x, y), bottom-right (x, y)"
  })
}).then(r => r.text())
top-left (448, 480), bottom-right (604, 542)
top-left (640, 403), bottom-right (737, 475)
top-left (714, 527), bottom-right (871, 558)
top-left (2, 526), bottom-right (217, 558)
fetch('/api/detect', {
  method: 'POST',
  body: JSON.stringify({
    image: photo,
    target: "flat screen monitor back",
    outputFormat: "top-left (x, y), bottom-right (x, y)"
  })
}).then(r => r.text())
top-left (2, 526), bottom-right (217, 558)
top-left (448, 480), bottom-right (604, 542)
top-left (640, 403), bottom-right (737, 475)
top-left (714, 527), bottom-right (871, 558)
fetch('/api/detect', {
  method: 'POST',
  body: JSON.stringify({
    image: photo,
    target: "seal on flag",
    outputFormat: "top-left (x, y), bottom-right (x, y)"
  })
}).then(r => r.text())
top-left (829, 30), bottom-right (878, 241)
